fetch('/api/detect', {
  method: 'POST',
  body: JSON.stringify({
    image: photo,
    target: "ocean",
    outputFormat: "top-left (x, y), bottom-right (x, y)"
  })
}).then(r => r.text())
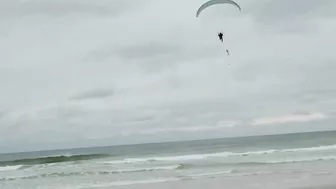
top-left (1, 131), bottom-right (336, 189)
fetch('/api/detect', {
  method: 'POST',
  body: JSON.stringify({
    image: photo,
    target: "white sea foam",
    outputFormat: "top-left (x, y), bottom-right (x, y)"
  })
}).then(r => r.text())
top-left (282, 145), bottom-right (336, 153)
top-left (111, 164), bottom-right (183, 173)
top-left (0, 165), bottom-right (23, 172)
top-left (262, 156), bottom-right (336, 164)
top-left (185, 170), bottom-right (234, 178)
top-left (68, 178), bottom-right (180, 189)
top-left (103, 144), bottom-right (336, 165)
top-left (0, 164), bottom-right (183, 181)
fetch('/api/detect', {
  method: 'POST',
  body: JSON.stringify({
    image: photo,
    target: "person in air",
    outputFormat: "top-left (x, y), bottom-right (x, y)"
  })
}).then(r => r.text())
top-left (218, 32), bottom-right (223, 42)
top-left (226, 49), bottom-right (230, 56)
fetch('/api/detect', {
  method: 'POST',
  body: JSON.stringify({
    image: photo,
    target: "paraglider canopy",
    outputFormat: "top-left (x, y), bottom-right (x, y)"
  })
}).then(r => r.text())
top-left (196, 0), bottom-right (241, 17)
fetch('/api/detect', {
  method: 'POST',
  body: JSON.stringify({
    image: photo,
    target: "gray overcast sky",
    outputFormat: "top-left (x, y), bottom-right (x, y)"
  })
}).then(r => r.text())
top-left (1, 0), bottom-right (336, 152)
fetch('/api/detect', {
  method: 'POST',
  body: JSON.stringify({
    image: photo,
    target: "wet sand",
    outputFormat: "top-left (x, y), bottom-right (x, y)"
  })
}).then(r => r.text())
top-left (114, 171), bottom-right (336, 189)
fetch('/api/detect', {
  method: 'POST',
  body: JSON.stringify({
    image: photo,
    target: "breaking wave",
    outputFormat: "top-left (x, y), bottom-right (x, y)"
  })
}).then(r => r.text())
top-left (0, 154), bottom-right (110, 166)
top-left (259, 156), bottom-right (336, 164)
top-left (0, 165), bottom-right (23, 172)
top-left (0, 164), bottom-right (184, 181)
top-left (78, 178), bottom-right (180, 188)
top-left (103, 144), bottom-right (336, 165)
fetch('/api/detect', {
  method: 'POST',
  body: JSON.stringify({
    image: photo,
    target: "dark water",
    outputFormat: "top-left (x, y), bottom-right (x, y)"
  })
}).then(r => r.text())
top-left (1, 130), bottom-right (336, 189)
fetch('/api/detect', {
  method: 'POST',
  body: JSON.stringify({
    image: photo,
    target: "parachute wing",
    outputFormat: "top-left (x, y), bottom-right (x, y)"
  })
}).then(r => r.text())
top-left (196, 0), bottom-right (241, 17)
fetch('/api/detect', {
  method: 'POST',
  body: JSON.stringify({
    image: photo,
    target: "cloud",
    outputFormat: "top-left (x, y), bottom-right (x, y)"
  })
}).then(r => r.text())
top-left (216, 120), bottom-right (241, 128)
top-left (0, 0), bottom-right (150, 18)
top-left (0, 109), bottom-right (7, 119)
top-left (1, 0), bottom-right (336, 152)
top-left (121, 120), bottom-right (241, 136)
top-left (250, 0), bottom-right (336, 31)
top-left (116, 42), bottom-right (181, 60)
top-left (251, 112), bottom-right (329, 126)
top-left (70, 89), bottom-right (115, 100)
